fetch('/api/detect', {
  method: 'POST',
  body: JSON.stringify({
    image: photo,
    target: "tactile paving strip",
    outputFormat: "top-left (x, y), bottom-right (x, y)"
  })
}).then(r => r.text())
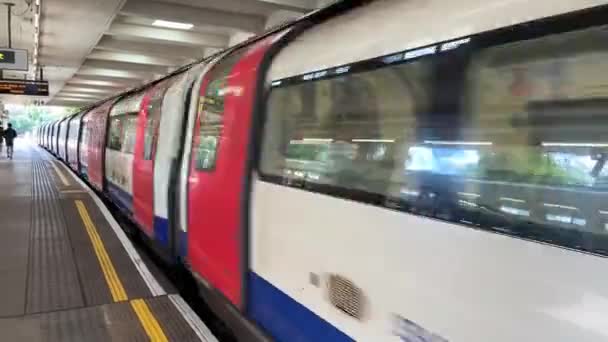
top-left (26, 159), bottom-right (84, 313)
top-left (0, 296), bottom-right (210, 342)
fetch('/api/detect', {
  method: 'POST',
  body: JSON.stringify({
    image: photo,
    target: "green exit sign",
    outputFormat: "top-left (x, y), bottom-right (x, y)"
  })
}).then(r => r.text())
top-left (0, 50), bottom-right (15, 64)
top-left (0, 49), bottom-right (27, 71)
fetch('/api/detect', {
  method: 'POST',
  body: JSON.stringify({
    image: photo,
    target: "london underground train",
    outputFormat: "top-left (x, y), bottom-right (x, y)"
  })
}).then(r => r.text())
top-left (40, 1), bottom-right (608, 341)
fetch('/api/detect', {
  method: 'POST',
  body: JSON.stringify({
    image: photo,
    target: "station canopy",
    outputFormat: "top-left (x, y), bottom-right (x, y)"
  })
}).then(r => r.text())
top-left (0, 0), bottom-right (333, 107)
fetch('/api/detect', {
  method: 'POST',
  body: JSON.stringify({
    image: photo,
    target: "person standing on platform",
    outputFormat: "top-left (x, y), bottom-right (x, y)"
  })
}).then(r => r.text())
top-left (0, 122), bottom-right (4, 155)
top-left (4, 123), bottom-right (17, 160)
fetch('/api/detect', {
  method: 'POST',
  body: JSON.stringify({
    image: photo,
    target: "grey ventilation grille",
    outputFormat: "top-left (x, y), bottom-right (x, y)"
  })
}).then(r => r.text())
top-left (328, 274), bottom-right (364, 320)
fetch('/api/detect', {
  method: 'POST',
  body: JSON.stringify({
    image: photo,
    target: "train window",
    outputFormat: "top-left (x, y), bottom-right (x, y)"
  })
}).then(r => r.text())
top-left (193, 51), bottom-right (244, 171)
top-left (260, 60), bottom-right (433, 195)
top-left (261, 22), bottom-right (608, 255)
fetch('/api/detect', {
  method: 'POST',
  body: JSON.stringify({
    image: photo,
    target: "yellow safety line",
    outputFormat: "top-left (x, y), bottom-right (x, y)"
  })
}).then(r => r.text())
top-left (75, 200), bottom-right (128, 302)
top-left (51, 161), bottom-right (70, 186)
top-left (74, 200), bottom-right (169, 341)
top-left (131, 299), bottom-right (169, 342)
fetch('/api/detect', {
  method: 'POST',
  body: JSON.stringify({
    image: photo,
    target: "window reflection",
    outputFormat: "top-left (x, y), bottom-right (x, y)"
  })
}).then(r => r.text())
top-left (260, 23), bottom-right (608, 253)
top-left (193, 50), bottom-right (244, 171)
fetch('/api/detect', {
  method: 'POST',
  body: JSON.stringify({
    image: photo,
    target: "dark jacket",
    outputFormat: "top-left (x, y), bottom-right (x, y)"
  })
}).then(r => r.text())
top-left (4, 128), bottom-right (17, 144)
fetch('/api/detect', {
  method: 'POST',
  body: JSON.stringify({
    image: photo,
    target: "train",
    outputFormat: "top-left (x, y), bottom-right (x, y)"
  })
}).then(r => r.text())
top-left (38, 1), bottom-right (608, 341)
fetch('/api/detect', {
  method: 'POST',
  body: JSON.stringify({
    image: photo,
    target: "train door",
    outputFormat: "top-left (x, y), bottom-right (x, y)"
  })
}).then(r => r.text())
top-left (133, 82), bottom-right (171, 239)
top-left (153, 70), bottom-right (200, 255)
top-left (67, 112), bottom-right (84, 171)
top-left (56, 119), bottom-right (66, 156)
top-left (186, 36), bottom-right (279, 308)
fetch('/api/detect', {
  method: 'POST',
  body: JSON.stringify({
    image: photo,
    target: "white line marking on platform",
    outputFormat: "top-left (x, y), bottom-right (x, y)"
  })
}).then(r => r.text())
top-left (169, 294), bottom-right (219, 342)
top-left (50, 160), bottom-right (70, 186)
top-left (49, 153), bottom-right (166, 296)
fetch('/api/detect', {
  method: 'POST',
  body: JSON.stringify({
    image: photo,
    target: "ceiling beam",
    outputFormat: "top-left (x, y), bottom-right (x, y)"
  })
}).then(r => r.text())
top-left (121, 0), bottom-right (265, 33)
top-left (49, 99), bottom-right (90, 107)
top-left (96, 36), bottom-right (205, 59)
top-left (256, 0), bottom-right (317, 10)
top-left (88, 50), bottom-right (183, 67)
top-left (62, 86), bottom-right (121, 94)
top-left (156, 0), bottom-right (315, 14)
top-left (57, 92), bottom-right (106, 99)
top-left (78, 66), bottom-right (152, 80)
top-left (52, 97), bottom-right (98, 103)
top-left (54, 98), bottom-right (107, 106)
top-left (70, 75), bottom-right (143, 87)
top-left (107, 23), bottom-right (228, 48)
top-left (82, 60), bottom-right (169, 75)
top-left (64, 82), bottom-right (128, 91)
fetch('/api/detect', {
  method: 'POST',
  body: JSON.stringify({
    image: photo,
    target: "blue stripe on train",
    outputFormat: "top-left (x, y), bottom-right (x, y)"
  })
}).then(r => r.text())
top-left (247, 272), bottom-right (354, 342)
top-left (106, 180), bottom-right (133, 214)
top-left (153, 216), bottom-right (169, 248)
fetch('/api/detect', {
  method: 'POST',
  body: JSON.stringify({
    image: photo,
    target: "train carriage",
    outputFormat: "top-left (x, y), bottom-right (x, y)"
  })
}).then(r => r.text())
top-left (38, 1), bottom-right (608, 341)
top-left (252, 1), bottom-right (608, 341)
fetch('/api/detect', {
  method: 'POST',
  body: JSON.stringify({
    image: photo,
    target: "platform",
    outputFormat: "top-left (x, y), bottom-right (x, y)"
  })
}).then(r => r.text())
top-left (0, 142), bottom-right (218, 342)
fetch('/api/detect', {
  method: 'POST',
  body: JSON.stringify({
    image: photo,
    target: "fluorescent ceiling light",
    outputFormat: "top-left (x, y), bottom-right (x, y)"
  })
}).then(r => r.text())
top-left (351, 139), bottom-right (396, 143)
top-left (544, 203), bottom-right (578, 210)
top-left (542, 142), bottom-right (608, 147)
top-left (424, 140), bottom-right (493, 146)
top-left (302, 138), bottom-right (333, 143)
top-left (500, 197), bottom-right (525, 203)
top-left (458, 192), bottom-right (480, 198)
top-left (153, 20), bottom-right (193, 30)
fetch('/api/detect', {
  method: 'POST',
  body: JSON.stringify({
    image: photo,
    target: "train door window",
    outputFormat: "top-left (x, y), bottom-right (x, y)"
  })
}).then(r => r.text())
top-left (69, 116), bottom-right (79, 142)
top-left (122, 115), bottom-right (138, 154)
top-left (108, 116), bottom-right (124, 151)
top-left (80, 118), bottom-right (90, 148)
top-left (193, 51), bottom-right (244, 171)
top-left (144, 83), bottom-right (171, 160)
top-left (107, 114), bottom-right (138, 153)
top-left (260, 60), bottom-right (433, 196)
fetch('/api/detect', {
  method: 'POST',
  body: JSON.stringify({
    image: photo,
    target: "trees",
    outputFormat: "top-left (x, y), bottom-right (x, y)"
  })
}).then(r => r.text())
top-left (5, 105), bottom-right (76, 133)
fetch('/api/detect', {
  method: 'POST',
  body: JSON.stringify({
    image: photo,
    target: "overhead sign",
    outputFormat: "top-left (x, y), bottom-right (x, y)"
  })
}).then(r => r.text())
top-left (0, 80), bottom-right (49, 96)
top-left (0, 50), bottom-right (15, 63)
top-left (0, 48), bottom-right (28, 71)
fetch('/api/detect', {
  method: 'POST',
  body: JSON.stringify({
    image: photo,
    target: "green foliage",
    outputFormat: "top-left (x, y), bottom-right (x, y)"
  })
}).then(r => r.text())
top-left (477, 147), bottom-right (588, 185)
top-left (286, 143), bottom-right (327, 161)
top-left (5, 105), bottom-right (76, 134)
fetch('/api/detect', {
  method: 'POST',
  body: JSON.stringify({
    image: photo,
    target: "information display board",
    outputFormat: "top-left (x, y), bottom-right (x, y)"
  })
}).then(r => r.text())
top-left (0, 80), bottom-right (49, 96)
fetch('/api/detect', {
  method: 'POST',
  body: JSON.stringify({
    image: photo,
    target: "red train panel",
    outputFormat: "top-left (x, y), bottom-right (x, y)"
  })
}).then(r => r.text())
top-left (133, 86), bottom-right (156, 236)
top-left (187, 35), bottom-right (279, 308)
